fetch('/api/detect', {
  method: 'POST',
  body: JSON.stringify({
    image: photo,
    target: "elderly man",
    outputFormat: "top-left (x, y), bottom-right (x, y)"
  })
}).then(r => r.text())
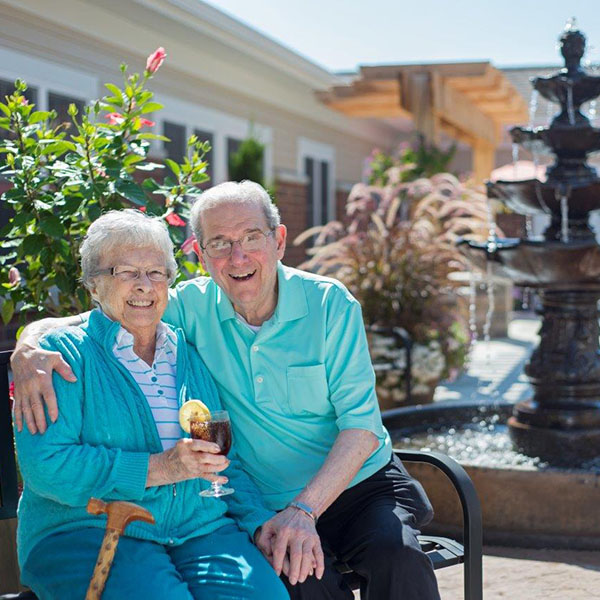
top-left (12, 181), bottom-right (441, 600)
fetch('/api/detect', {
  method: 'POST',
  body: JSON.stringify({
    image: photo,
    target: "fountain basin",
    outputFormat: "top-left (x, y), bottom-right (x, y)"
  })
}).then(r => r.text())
top-left (487, 179), bottom-right (600, 220)
top-left (460, 238), bottom-right (600, 287)
top-left (511, 125), bottom-right (600, 155)
top-left (383, 401), bottom-right (600, 550)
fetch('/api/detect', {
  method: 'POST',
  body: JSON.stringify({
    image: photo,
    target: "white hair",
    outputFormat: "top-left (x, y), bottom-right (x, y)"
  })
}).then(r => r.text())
top-left (190, 180), bottom-right (280, 244)
top-left (80, 209), bottom-right (177, 289)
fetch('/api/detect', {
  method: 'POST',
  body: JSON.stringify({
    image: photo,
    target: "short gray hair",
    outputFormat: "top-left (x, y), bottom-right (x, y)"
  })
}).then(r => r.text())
top-left (190, 180), bottom-right (280, 244)
top-left (80, 209), bottom-right (177, 289)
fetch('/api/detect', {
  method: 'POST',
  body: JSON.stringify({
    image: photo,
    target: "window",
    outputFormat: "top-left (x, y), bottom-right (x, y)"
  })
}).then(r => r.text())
top-left (163, 121), bottom-right (186, 162)
top-left (298, 138), bottom-right (335, 229)
top-left (48, 92), bottom-right (85, 133)
top-left (304, 157), bottom-right (332, 227)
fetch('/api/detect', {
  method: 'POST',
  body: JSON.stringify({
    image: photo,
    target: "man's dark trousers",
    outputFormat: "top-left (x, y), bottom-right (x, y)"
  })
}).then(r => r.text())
top-left (281, 454), bottom-right (441, 600)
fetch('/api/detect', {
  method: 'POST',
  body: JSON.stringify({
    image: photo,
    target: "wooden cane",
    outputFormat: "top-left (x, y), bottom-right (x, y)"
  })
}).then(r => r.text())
top-left (84, 498), bottom-right (155, 600)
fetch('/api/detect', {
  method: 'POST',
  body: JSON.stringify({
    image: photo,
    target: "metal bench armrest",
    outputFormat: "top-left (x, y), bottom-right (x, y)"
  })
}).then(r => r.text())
top-left (394, 449), bottom-right (483, 600)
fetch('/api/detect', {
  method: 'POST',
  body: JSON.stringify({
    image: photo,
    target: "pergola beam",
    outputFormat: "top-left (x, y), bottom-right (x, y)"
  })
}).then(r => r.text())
top-left (317, 60), bottom-right (528, 182)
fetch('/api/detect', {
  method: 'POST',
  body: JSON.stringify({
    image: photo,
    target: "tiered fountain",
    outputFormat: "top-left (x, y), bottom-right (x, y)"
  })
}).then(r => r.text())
top-left (463, 21), bottom-right (600, 465)
top-left (382, 21), bottom-right (600, 549)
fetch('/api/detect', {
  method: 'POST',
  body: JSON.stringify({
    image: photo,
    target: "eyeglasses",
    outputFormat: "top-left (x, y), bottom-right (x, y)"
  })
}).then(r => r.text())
top-left (201, 230), bottom-right (275, 259)
top-left (93, 265), bottom-right (171, 282)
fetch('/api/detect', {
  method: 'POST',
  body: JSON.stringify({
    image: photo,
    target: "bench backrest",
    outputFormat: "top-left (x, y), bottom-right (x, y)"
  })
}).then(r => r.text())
top-left (0, 350), bottom-right (18, 520)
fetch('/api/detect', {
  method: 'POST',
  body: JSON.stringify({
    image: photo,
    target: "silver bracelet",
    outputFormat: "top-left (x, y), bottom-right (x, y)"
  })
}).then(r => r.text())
top-left (286, 500), bottom-right (318, 524)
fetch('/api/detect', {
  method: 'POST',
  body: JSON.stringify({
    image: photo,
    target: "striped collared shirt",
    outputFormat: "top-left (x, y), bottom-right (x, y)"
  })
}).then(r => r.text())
top-left (112, 322), bottom-right (180, 450)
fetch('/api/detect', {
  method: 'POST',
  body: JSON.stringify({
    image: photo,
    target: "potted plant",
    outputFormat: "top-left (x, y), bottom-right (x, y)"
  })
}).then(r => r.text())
top-left (296, 162), bottom-right (490, 409)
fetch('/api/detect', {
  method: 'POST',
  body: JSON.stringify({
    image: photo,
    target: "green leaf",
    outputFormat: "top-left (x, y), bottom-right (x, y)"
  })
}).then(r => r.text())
top-left (136, 162), bottom-right (164, 172)
top-left (140, 102), bottom-right (164, 114)
top-left (1, 299), bottom-right (14, 325)
top-left (164, 159), bottom-right (181, 177)
top-left (0, 102), bottom-right (10, 117)
top-left (115, 179), bottom-right (147, 205)
top-left (104, 83), bottom-right (123, 98)
top-left (40, 214), bottom-right (64, 238)
top-left (22, 234), bottom-right (46, 255)
top-left (87, 203), bottom-right (102, 221)
top-left (136, 133), bottom-right (170, 142)
top-left (28, 111), bottom-right (52, 124)
top-left (141, 178), bottom-right (160, 192)
top-left (57, 239), bottom-right (72, 259)
top-left (54, 271), bottom-right (71, 293)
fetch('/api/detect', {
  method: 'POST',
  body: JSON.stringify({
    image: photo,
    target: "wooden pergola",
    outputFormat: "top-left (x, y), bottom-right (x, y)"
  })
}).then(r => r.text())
top-left (317, 62), bottom-right (528, 182)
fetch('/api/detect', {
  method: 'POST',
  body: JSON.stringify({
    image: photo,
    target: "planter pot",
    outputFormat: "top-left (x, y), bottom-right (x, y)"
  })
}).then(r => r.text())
top-left (366, 330), bottom-right (444, 410)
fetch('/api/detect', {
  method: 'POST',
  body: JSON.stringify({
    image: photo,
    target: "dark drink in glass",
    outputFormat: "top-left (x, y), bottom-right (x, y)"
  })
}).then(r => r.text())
top-left (190, 409), bottom-right (234, 497)
top-left (190, 420), bottom-right (232, 456)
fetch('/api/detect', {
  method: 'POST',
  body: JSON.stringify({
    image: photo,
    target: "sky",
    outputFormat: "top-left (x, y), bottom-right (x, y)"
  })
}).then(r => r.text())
top-left (204, 0), bottom-right (600, 72)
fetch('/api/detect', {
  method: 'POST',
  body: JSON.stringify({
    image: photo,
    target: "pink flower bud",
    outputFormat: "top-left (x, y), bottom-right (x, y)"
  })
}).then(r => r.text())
top-left (137, 117), bottom-right (155, 128)
top-left (8, 267), bottom-right (21, 286)
top-left (146, 47), bottom-right (167, 74)
top-left (105, 112), bottom-right (124, 125)
top-left (166, 212), bottom-right (186, 227)
top-left (181, 235), bottom-right (196, 254)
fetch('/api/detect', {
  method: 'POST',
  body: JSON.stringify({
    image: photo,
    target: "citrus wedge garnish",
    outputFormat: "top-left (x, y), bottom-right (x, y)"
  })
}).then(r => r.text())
top-left (179, 399), bottom-right (211, 433)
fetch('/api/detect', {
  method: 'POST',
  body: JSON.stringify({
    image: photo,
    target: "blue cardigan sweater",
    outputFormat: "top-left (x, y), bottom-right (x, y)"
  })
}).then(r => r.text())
top-left (15, 309), bottom-right (274, 568)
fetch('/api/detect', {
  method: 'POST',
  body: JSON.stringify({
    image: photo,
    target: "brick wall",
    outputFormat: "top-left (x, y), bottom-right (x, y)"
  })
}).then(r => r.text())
top-left (335, 188), bottom-right (350, 226)
top-left (274, 178), bottom-right (309, 267)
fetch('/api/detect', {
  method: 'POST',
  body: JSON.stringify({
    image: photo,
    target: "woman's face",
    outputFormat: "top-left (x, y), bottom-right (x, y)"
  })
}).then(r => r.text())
top-left (89, 246), bottom-right (170, 339)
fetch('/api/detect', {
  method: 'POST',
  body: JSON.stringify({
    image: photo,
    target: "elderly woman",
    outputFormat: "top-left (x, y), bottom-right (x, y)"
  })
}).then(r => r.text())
top-left (14, 209), bottom-right (289, 600)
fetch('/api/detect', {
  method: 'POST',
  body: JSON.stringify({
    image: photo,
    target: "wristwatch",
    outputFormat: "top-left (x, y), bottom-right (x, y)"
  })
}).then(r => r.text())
top-left (286, 500), bottom-right (318, 524)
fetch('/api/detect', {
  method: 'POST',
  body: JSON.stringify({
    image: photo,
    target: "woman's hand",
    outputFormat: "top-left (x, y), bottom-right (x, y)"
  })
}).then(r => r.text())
top-left (146, 438), bottom-right (230, 487)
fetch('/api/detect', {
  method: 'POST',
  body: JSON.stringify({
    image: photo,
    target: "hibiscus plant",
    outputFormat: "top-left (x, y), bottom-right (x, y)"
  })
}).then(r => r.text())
top-left (0, 48), bottom-right (209, 325)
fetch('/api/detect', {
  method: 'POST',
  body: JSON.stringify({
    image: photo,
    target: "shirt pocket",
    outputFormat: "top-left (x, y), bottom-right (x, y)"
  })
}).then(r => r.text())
top-left (286, 364), bottom-right (332, 416)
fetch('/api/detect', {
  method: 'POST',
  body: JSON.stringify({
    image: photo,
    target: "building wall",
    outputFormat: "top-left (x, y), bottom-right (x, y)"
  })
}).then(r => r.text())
top-left (0, 0), bottom-right (395, 197)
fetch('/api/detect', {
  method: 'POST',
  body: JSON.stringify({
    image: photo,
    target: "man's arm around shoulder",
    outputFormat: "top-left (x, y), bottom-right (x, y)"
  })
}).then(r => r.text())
top-left (11, 314), bottom-right (86, 434)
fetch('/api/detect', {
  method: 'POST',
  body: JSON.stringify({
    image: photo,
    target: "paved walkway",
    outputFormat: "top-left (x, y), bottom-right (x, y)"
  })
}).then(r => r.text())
top-left (436, 545), bottom-right (600, 599)
top-left (434, 312), bottom-right (540, 405)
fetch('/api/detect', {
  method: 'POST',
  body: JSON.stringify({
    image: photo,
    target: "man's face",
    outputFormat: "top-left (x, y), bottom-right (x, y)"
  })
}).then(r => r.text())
top-left (197, 201), bottom-right (286, 323)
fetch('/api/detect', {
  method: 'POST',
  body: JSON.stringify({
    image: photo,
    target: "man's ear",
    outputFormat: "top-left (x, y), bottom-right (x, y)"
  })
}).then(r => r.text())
top-left (193, 240), bottom-right (208, 271)
top-left (275, 224), bottom-right (287, 260)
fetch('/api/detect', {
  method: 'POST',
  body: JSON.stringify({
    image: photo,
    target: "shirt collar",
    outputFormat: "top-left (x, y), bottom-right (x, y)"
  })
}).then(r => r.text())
top-left (272, 262), bottom-right (308, 323)
top-left (214, 262), bottom-right (308, 325)
top-left (93, 308), bottom-right (176, 356)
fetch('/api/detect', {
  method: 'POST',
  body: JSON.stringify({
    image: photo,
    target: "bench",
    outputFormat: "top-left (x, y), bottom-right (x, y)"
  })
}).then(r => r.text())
top-left (0, 349), bottom-right (483, 599)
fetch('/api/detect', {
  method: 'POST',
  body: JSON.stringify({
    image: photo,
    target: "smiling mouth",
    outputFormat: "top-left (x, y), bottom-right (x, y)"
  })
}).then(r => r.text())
top-left (229, 271), bottom-right (256, 282)
top-left (127, 300), bottom-right (154, 308)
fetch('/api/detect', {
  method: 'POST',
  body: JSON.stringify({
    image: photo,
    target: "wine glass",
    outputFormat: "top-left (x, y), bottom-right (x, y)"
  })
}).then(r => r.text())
top-left (190, 409), bottom-right (234, 497)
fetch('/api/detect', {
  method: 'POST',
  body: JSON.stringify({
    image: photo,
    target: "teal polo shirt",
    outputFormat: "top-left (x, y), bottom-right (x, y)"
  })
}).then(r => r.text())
top-left (163, 263), bottom-right (392, 510)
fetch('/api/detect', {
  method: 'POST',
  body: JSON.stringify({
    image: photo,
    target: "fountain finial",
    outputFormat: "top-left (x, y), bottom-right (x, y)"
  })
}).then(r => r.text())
top-left (559, 19), bottom-right (586, 75)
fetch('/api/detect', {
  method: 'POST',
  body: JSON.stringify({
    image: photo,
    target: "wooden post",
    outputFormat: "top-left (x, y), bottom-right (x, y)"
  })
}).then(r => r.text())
top-left (408, 72), bottom-right (439, 145)
top-left (472, 138), bottom-right (496, 183)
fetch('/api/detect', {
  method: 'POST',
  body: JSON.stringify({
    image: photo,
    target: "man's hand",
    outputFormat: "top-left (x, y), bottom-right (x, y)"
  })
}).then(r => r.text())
top-left (147, 439), bottom-right (230, 487)
top-left (11, 343), bottom-right (76, 434)
top-left (256, 507), bottom-right (325, 585)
